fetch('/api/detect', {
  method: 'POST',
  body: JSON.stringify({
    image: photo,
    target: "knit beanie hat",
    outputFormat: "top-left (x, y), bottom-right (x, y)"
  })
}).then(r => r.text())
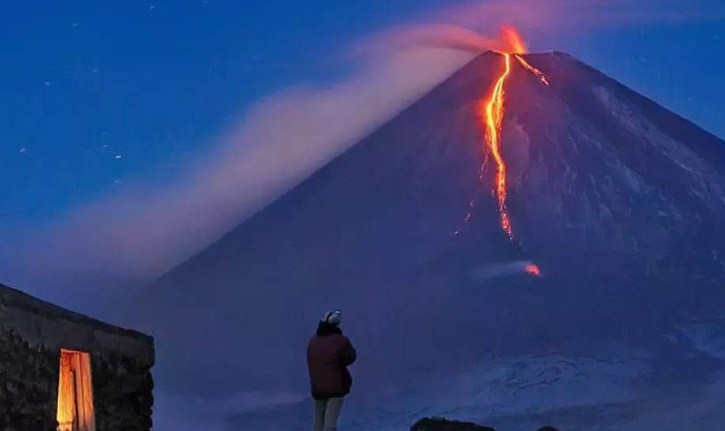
top-left (322, 310), bottom-right (342, 326)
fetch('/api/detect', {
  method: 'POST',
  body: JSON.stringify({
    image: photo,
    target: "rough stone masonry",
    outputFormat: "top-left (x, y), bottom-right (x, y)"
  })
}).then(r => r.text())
top-left (0, 282), bottom-right (154, 430)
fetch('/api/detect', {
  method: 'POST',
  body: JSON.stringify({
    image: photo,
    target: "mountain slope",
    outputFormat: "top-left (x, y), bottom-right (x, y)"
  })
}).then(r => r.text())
top-left (136, 51), bottom-right (725, 405)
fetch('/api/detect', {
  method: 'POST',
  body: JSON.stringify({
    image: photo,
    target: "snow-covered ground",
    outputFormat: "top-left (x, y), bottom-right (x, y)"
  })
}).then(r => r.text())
top-left (227, 332), bottom-right (725, 431)
top-left (675, 320), bottom-right (725, 359)
top-left (342, 352), bottom-right (651, 431)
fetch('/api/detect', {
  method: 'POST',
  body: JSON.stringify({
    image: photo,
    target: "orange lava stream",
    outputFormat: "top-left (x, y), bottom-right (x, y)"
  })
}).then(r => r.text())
top-left (467, 26), bottom-right (549, 275)
top-left (515, 55), bottom-right (551, 86)
top-left (481, 53), bottom-right (514, 240)
top-left (468, 26), bottom-right (550, 242)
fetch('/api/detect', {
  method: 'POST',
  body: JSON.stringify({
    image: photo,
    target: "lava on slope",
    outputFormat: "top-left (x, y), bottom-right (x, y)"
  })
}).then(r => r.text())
top-left (478, 26), bottom-right (551, 242)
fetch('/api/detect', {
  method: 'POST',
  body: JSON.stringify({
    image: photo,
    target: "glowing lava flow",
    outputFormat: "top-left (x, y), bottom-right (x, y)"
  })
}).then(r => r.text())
top-left (477, 28), bottom-right (551, 241)
top-left (516, 55), bottom-right (550, 86)
top-left (481, 53), bottom-right (514, 239)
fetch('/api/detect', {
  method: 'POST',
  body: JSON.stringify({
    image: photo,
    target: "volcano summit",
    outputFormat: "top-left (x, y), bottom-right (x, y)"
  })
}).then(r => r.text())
top-left (137, 50), bottom-right (725, 430)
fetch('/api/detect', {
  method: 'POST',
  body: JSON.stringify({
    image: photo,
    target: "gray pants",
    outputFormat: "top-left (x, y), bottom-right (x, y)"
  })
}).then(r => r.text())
top-left (311, 397), bottom-right (344, 431)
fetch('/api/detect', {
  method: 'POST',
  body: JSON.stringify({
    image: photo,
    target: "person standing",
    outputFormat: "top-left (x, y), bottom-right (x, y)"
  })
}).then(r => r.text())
top-left (307, 310), bottom-right (357, 431)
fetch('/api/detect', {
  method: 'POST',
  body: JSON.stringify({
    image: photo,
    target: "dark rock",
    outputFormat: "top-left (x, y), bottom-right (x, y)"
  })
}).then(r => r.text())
top-left (410, 417), bottom-right (497, 431)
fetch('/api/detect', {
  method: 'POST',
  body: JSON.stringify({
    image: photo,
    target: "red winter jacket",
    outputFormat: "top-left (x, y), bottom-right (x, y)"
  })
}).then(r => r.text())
top-left (307, 324), bottom-right (357, 400)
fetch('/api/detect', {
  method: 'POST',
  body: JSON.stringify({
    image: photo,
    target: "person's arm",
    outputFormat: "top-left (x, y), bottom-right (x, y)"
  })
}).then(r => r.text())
top-left (340, 337), bottom-right (357, 366)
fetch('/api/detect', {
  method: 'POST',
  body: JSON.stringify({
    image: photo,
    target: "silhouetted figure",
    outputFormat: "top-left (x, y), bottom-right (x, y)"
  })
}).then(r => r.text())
top-left (535, 427), bottom-right (562, 431)
top-left (307, 310), bottom-right (357, 431)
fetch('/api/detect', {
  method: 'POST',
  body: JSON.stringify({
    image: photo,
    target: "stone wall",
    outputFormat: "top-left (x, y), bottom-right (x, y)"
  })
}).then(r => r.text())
top-left (0, 325), bottom-right (58, 430)
top-left (0, 284), bottom-right (154, 430)
top-left (92, 351), bottom-right (154, 430)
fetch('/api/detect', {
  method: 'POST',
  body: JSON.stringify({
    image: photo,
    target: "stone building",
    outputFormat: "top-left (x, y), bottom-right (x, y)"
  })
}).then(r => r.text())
top-left (0, 282), bottom-right (154, 430)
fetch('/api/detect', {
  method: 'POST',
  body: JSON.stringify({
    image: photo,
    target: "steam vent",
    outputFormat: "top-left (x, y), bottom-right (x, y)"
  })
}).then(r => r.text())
top-left (0, 282), bottom-right (154, 430)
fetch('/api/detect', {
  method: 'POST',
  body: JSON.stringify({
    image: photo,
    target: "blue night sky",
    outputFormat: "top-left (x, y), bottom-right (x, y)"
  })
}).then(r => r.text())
top-left (1, 0), bottom-right (724, 287)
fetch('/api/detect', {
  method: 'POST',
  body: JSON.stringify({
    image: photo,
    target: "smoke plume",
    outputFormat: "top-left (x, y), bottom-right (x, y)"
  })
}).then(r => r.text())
top-left (5, 32), bottom-right (487, 290)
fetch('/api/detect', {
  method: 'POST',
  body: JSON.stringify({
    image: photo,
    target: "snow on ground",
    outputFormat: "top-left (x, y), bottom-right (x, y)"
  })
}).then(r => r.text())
top-left (228, 332), bottom-right (725, 431)
top-left (675, 319), bottom-right (725, 359)
top-left (342, 352), bottom-right (650, 431)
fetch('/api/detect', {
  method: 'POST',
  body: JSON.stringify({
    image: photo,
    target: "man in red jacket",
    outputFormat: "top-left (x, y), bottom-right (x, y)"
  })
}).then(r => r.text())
top-left (307, 310), bottom-right (357, 431)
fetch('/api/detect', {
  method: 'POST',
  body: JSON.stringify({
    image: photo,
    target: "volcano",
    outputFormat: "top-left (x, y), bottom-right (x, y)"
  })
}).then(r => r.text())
top-left (138, 51), bottom-right (725, 429)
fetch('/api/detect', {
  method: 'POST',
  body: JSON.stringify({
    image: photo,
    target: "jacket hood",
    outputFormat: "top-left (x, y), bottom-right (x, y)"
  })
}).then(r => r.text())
top-left (316, 321), bottom-right (343, 336)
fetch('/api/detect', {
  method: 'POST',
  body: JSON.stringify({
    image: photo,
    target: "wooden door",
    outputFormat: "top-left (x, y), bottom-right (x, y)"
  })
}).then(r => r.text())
top-left (57, 349), bottom-right (96, 431)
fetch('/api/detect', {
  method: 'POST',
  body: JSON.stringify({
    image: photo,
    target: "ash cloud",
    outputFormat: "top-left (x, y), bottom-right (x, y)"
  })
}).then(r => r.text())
top-left (364, 25), bottom-right (504, 55)
top-left (4, 31), bottom-right (481, 290)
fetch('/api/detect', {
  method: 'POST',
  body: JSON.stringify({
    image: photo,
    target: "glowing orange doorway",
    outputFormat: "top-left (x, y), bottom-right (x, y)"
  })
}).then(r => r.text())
top-left (57, 349), bottom-right (96, 431)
